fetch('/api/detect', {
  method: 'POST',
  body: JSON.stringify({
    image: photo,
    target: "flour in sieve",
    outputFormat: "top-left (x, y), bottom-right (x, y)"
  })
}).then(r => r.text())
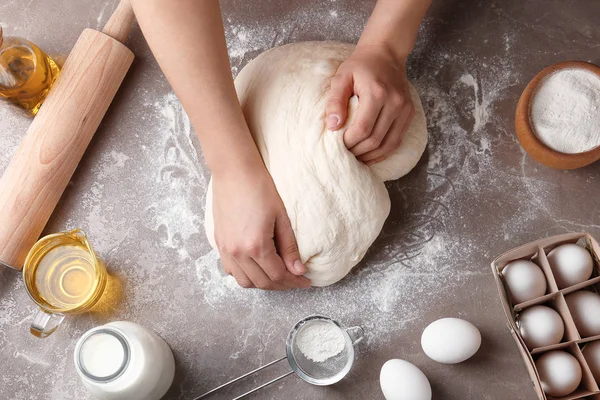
top-left (531, 68), bottom-right (600, 154)
top-left (296, 321), bottom-right (346, 363)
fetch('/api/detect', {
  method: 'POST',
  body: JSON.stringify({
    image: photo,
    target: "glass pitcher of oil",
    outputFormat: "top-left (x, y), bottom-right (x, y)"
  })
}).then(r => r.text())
top-left (23, 229), bottom-right (108, 338)
top-left (0, 25), bottom-right (60, 114)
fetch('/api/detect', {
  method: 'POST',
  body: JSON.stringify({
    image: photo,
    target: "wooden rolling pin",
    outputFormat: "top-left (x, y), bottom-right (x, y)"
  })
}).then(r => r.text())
top-left (0, 0), bottom-right (135, 270)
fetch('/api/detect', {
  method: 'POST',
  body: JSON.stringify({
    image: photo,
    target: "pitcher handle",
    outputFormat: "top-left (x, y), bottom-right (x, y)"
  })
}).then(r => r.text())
top-left (30, 309), bottom-right (65, 338)
top-left (346, 326), bottom-right (365, 346)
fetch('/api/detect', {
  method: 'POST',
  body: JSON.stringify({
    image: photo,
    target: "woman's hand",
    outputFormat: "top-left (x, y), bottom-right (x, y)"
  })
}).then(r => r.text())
top-left (326, 0), bottom-right (432, 165)
top-left (211, 166), bottom-right (312, 290)
top-left (326, 44), bottom-right (415, 166)
top-left (132, 1), bottom-right (310, 291)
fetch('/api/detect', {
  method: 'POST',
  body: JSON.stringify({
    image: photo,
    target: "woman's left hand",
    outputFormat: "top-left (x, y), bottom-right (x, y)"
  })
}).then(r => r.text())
top-left (325, 44), bottom-right (415, 166)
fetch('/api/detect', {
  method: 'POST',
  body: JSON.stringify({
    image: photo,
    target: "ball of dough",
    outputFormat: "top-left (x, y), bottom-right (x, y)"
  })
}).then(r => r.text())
top-left (547, 244), bottom-right (594, 289)
top-left (501, 260), bottom-right (547, 304)
top-left (204, 42), bottom-right (428, 287)
top-left (565, 290), bottom-right (600, 337)
top-left (518, 305), bottom-right (564, 350)
top-left (535, 350), bottom-right (582, 397)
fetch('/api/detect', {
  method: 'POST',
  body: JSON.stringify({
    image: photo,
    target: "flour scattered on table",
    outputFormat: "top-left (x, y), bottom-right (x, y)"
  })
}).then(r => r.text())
top-left (296, 321), bottom-right (346, 363)
top-left (193, 20), bottom-right (528, 353)
top-left (0, 107), bottom-right (29, 168)
top-left (143, 93), bottom-right (208, 259)
top-left (459, 73), bottom-right (489, 133)
top-left (224, 7), bottom-right (364, 76)
top-left (78, 150), bottom-right (131, 253)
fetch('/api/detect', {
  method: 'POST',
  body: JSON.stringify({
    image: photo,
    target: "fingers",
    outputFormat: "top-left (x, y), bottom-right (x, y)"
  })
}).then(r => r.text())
top-left (325, 71), bottom-right (353, 131)
top-left (219, 243), bottom-right (286, 290)
top-left (365, 153), bottom-right (387, 166)
top-left (241, 257), bottom-right (289, 291)
top-left (360, 104), bottom-right (414, 165)
top-left (257, 250), bottom-right (311, 289)
top-left (219, 237), bottom-right (311, 290)
top-left (221, 253), bottom-right (254, 288)
top-left (349, 103), bottom-right (396, 157)
top-left (274, 211), bottom-right (306, 276)
top-left (350, 84), bottom-right (415, 159)
top-left (359, 118), bottom-right (405, 165)
top-left (343, 96), bottom-right (381, 149)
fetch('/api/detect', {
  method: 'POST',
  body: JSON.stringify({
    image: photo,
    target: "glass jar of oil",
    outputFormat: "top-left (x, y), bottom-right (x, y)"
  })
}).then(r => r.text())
top-left (23, 229), bottom-right (109, 338)
top-left (0, 26), bottom-right (60, 115)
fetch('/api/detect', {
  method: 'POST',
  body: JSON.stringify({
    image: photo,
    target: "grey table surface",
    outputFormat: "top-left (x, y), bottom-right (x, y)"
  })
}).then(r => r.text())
top-left (1, 0), bottom-right (600, 399)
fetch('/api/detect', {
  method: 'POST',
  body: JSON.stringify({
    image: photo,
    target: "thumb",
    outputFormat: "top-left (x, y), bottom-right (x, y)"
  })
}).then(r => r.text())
top-left (274, 212), bottom-right (306, 276)
top-left (325, 72), bottom-right (353, 131)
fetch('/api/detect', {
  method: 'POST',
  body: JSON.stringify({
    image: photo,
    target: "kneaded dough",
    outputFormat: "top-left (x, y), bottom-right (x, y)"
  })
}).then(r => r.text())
top-left (205, 42), bottom-right (427, 287)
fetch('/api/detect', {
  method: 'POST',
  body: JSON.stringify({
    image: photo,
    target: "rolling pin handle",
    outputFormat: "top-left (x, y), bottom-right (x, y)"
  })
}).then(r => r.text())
top-left (102, 0), bottom-right (135, 44)
top-left (0, 259), bottom-right (19, 271)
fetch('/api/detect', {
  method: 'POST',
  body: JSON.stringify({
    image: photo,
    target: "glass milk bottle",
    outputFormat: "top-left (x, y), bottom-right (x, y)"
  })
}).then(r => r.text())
top-left (74, 321), bottom-right (175, 400)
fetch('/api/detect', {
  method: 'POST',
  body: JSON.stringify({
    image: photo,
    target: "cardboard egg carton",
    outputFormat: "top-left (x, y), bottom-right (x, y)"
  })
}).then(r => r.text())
top-left (492, 232), bottom-right (600, 400)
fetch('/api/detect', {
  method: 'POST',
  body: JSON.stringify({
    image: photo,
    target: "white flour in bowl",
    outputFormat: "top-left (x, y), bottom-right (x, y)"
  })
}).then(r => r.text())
top-left (296, 321), bottom-right (346, 363)
top-left (531, 68), bottom-right (600, 154)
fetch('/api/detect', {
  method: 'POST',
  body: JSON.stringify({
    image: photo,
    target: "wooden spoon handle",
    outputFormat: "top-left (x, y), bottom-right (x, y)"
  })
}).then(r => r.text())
top-left (102, 0), bottom-right (135, 43)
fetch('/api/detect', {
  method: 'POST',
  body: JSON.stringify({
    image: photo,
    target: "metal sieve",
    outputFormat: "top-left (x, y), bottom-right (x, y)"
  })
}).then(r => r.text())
top-left (195, 315), bottom-right (364, 400)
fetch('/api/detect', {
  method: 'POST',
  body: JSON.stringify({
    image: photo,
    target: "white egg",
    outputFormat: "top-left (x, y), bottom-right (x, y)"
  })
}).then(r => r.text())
top-left (535, 350), bottom-right (582, 397)
top-left (565, 290), bottom-right (600, 337)
top-left (582, 341), bottom-right (600, 382)
top-left (547, 244), bottom-right (594, 289)
top-left (380, 359), bottom-right (431, 400)
top-left (502, 260), bottom-right (547, 304)
top-left (518, 305), bottom-right (564, 350)
top-left (421, 318), bottom-right (481, 364)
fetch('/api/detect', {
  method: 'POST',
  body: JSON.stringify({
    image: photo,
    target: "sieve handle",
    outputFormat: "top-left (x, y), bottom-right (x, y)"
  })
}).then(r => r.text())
top-left (232, 370), bottom-right (295, 400)
top-left (346, 326), bottom-right (365, 345)
top-left (193, 356), bottom-right (288, 399)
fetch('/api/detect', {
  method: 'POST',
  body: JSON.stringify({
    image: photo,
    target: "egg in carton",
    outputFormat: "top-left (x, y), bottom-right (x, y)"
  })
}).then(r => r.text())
top-left (492, 232), bottom-right (600, 400)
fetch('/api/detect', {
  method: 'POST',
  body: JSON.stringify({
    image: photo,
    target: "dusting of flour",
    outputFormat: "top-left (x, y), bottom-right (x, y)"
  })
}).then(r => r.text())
top-left (296, 321), bottom-right (346, 363)
top-left (531, 69), bottom-right (600, 154)
top-left (1, 7), bottom-right (533, 357)
top-left (6, 2), bottom-right (599, 400)
top-left (182, 15), bottom-right (531, 352)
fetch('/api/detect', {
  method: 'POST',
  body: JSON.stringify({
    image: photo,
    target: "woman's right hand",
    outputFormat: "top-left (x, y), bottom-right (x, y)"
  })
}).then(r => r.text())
top-left (211, 166), bottom-right (312, 290)
top-left (131, 0), bottom-right (311, 291)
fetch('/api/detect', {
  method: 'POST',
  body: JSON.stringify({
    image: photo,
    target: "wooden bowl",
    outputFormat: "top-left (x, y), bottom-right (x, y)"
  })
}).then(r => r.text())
top-left (515, 61), bottom-right (600, 170)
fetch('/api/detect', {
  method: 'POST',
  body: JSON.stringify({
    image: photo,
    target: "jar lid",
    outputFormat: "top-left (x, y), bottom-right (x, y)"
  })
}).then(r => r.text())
top-left (75, 328), bottom-right (130, 382)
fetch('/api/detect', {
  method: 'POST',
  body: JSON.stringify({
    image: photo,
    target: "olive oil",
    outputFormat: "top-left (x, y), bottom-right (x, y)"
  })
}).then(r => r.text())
top-left (23, 229), bottom-right (107, 314)
top-left (0, 26), bottom-right (60, 114)
top-left (33, 245), bottom-right (97, 309)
